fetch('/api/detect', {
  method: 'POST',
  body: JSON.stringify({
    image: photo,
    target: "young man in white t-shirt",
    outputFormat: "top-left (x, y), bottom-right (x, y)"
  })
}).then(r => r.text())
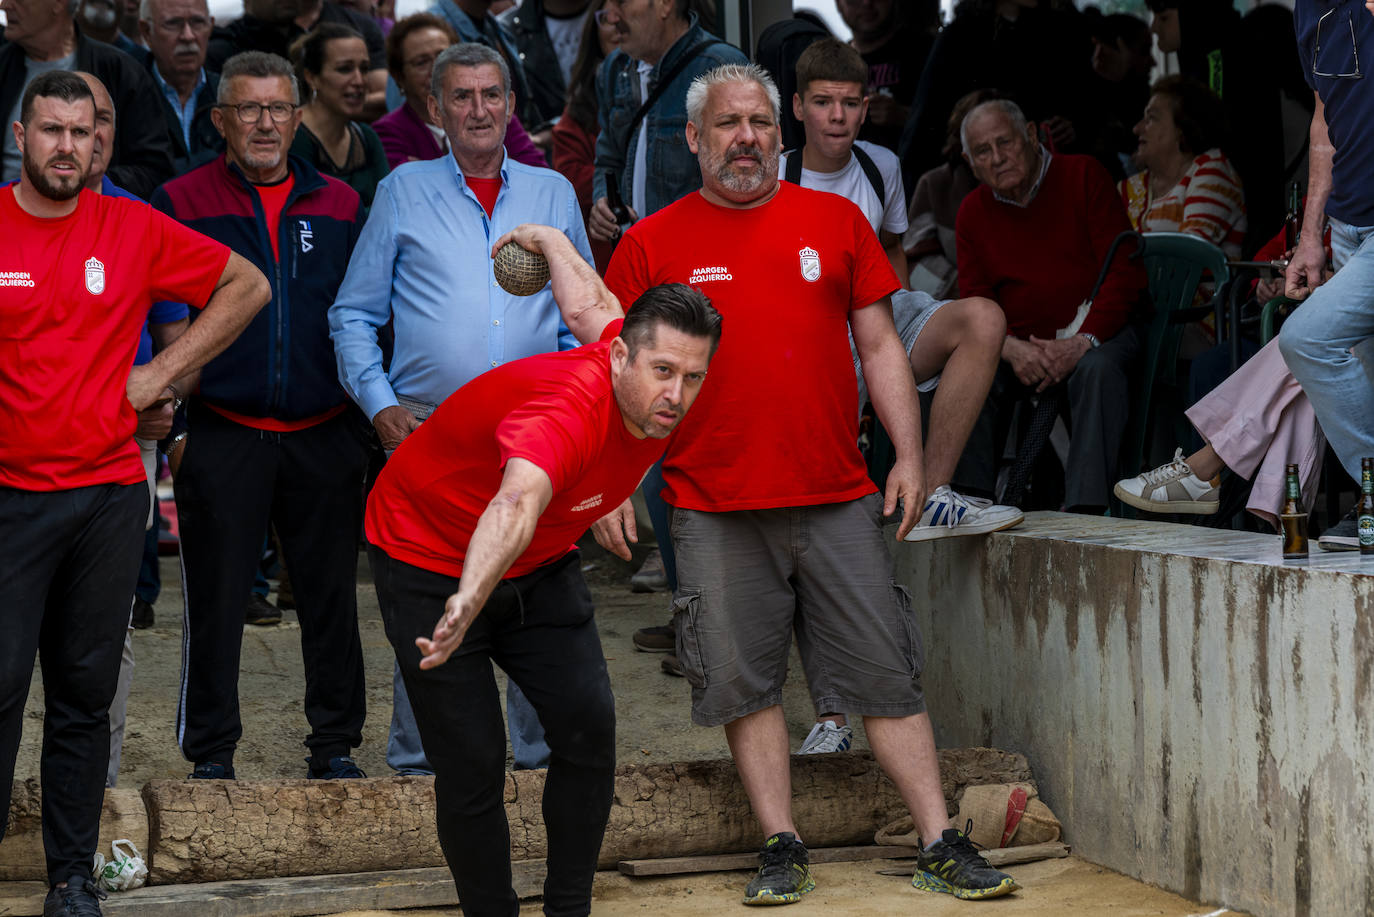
top-left (783, 39), bottom-right (1024, 756)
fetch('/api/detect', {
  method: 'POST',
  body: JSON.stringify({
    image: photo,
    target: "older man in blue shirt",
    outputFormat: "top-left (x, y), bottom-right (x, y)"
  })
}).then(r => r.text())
top-left (330, 42), bottom-right (592, 776)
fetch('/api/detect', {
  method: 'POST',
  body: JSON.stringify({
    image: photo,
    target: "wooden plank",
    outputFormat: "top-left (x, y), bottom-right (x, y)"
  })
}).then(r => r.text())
top-left (874, 841), bottom-right (1072, 876)
top-left (0, 862), bottom-right (546, 917)
top-left (618, 844), bottom-right (918, 877)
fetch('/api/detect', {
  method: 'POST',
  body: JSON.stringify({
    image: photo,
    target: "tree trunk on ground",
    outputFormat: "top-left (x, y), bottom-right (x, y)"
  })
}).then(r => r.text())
top-left (1, 780), bottom-right (148, 881)
top-left (136, 749), bottom-right (1031, 884)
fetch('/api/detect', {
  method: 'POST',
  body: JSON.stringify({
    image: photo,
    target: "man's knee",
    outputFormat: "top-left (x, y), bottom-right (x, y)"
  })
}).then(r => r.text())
top-left (1069, 343), bottom-right (1128, 393)
top-left (541, 680), bottom-right (616, 769)
top-left (1277, 312), bottom-right (1313, 372)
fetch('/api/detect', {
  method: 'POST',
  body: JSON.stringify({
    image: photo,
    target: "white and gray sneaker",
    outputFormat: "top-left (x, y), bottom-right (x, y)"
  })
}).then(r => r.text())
top-left (902, 485), bottom-right (1025, 543)
top-left (1114, 448), bottom-right (1219, 514)
top-left (797, 720), bottom-right (852, 755)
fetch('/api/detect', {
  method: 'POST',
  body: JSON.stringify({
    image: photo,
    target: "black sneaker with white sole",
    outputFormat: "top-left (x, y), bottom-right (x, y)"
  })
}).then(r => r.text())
top-left (911, 827), bottom-right (1020, 900)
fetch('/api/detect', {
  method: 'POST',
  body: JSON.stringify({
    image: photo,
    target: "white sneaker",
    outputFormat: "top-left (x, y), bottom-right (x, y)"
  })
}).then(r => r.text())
top-left (797, 720), bottom-right (852, 755)
top-left (902, 485), bottom-right (1025, 543)
top-left (1113, 448), bottom-right (1219, 514)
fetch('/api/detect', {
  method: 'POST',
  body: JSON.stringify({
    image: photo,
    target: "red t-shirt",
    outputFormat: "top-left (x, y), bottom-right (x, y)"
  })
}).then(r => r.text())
top-left (255, 174), bottom-right (294, 257)
top-left (0, 187), bottom-right (230, 492)
top-left (605, 182), bottom-right (897, 511)
top-left (466, 175), bottom-right (501, 218)
top-left (365, 320), bottom-right (666, 579)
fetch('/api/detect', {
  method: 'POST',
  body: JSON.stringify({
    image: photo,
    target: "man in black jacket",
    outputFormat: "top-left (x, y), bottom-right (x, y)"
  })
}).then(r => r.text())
top-left (139, 0), bottom-right (224, 174)
top-left (500, 0), bottom-right (591, 138)
top-left (0, 2), bottom-right (174, 197)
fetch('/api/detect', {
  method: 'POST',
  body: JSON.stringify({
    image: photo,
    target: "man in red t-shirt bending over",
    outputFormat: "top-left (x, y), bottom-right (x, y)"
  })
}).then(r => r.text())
top-left (0, 71), bottom-right (267, 916)
top-left (364, 224), bottom-right (721, 917)
top-left (598, 63), bottom-right (1020, 905)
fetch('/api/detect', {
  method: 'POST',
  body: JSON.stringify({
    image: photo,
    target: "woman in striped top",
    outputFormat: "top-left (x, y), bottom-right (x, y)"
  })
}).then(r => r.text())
top-left (1119, 75), bottom-right (1246, 259)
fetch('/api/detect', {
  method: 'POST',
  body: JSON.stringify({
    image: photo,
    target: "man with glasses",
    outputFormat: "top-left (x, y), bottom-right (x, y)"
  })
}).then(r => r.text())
top-left (152, 50), bottom-right (372, 781)
top-left (140, 0), bottom-right (225, 175)
top-left (1280, 1), bottom-right (1374, 550)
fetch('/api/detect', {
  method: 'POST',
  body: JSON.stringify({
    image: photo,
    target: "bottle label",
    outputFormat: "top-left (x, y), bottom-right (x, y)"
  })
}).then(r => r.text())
top-left (1361, 515), bottom-right (1374, 547)
top-left (1287, 478), bottom-right (1300, 500)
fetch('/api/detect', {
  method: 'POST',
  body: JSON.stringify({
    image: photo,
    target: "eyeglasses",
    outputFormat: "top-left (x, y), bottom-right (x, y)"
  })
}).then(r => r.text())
top-left (1312, 7), bottom-right (1362, 80)
top-left (155, 16), bottom-right (212, 34)
top-left (594, 9), bottom-right (612, 25)
top-left (218, 101), bottom-right (298, 124)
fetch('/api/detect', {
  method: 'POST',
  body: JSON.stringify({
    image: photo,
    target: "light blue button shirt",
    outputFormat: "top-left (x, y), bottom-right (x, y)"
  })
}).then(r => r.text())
top-left (152, 62), bottom-right (206, 151)
top-left (329, 150), bottom-right (592, 420)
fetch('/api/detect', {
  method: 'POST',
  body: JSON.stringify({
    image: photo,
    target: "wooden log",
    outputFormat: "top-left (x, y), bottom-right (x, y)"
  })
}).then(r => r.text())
top-left (0, 781), bottom-right (147, 882)
top-left (141, 748), bottom-right (1033, 884)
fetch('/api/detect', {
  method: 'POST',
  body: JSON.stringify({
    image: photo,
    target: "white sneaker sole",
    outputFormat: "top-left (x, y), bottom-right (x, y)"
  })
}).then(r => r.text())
top-left (1113, 482), bottom-right (1220, 515)
top-left (902, 510), bottom-right (1025, 542)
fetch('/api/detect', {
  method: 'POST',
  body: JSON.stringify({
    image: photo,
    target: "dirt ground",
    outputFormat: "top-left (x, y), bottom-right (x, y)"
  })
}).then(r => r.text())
top-left (13, 541), bottom-right (1240, 916)
top-left (324, 858), bottom-right (1242, 917)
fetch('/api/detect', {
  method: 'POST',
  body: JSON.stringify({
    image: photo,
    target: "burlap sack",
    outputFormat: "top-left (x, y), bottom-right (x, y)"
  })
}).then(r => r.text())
top-left (874, 783), bottom-right (1061, 849)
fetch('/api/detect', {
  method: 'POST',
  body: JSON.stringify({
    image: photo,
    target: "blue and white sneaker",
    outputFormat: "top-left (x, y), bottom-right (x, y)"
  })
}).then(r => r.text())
top-left (903, 485), bottom-right (1023, 543)
top-left (797, 720), bottom-right (852, 755)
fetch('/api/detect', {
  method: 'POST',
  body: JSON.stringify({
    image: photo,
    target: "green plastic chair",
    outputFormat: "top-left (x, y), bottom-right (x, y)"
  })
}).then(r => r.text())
top-left (1259, 295), bottom-right (1296, 344)
top-left (1116, 231), bottom-right (1231, 512)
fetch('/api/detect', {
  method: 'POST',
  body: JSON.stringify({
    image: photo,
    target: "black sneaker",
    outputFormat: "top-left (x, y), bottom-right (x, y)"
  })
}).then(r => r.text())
top-left (308, 755), bottom-right (366, 779)
top-left (43, 875), bottom-right (107, 917)
top-left (742, 831), bottom-right (814, 905)
top-left (245, 593), bottom-right (281, 626)
top-left (1318, 506), bottom-right (1360, 552)
top-left (912, 827), bottom-right (1019, 900)
top-left (130, 597), bottom-right (154, 630)
top-left (190, 761), bottom-right (236, 779)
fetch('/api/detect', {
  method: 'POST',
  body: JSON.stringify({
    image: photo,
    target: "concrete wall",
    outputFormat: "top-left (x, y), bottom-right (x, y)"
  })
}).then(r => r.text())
top-left (894, 513), bottom-right (1374, 917)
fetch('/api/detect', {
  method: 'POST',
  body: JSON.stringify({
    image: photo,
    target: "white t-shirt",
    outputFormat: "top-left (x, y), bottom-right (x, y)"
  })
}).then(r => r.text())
top-left (780, 140), bottom-right (908, 239)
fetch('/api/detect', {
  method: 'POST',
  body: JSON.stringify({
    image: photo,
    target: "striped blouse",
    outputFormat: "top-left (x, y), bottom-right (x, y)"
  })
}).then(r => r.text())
top-left (1118, 149), bottom-right (1247, 259)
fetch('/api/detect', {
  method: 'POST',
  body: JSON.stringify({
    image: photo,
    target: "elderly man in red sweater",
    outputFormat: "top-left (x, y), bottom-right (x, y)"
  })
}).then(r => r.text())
top-left (951, 99), bottom-right (1147, 512)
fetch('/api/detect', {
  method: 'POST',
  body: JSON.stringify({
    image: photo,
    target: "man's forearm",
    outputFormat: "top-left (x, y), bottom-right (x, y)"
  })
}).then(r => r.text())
top-left (453, 481), bottom-right (545, 615)
top-left (1303, 94), bottom-right (1335, 241)
top-left (143, 254), bottom-right (269, 392)
top-left (860, 334), bottom-right (923, 466)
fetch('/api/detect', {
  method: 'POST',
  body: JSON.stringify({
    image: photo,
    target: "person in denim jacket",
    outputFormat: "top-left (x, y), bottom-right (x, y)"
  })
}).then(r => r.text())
top-left (588, 6), bottom-right (745, 240)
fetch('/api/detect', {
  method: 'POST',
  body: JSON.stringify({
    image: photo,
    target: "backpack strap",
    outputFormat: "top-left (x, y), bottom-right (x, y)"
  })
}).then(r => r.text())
top-left (783, 143), bottom-right (885, 205)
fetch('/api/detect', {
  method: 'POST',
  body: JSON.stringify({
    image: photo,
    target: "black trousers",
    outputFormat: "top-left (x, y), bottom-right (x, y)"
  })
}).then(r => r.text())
top-left (0, 483), bottom-right (146, 884)
top-left (953, 323), bottom-right (1143, 510)
top-left (368, 546), bottom-right (615, 917)
top-left (175, 404), bottom-right (367, 769)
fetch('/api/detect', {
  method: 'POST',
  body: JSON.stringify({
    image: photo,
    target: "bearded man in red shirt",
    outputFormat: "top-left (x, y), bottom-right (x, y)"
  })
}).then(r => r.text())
top-left (597, 63), bottom-right (1020, 905)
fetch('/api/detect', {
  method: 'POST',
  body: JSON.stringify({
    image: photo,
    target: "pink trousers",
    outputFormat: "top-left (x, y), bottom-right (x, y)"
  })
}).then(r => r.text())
top-left (1185, 338), bottom-right (1325, 529)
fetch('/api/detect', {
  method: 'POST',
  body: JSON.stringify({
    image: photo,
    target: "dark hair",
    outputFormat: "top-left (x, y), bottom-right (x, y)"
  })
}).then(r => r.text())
top-left (622, 283), bottom-right (723, 359)
top-left (1093, 12), bottom-right (1152, 58)
top-left (1150, 74), bottom-right (1227, 155)
top-left (1143, 0), bottom-right (1177, 12)
top-left (794, 37), bottom-right (867, 97)
top-left (565, 0), bottom-right (610, 133)
top-left (21, 70), bottom-right (93, 128)
top-left (385, 12), bottom-right (456, 81)
top-left (289, 22), bottom-right (365, 92)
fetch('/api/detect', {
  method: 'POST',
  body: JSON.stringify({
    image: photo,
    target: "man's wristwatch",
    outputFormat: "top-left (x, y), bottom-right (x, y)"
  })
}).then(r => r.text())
top-left (1079, 333), bottom-right (1101, 349)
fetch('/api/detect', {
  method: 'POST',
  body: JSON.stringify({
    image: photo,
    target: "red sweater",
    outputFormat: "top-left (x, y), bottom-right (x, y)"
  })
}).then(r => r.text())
top-left (956, 153), bottom-right (1145, 341)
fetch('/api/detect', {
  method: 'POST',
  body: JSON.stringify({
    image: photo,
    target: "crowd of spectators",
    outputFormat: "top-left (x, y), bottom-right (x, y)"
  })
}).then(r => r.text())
top-left (5, 0), bottom-right (1374, 913)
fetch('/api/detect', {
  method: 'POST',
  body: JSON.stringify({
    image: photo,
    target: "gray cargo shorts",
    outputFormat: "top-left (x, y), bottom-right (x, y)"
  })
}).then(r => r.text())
top-left (669, 493), bottom-right (926, 727)
top-left (852, 289), bottom-right (950, 419)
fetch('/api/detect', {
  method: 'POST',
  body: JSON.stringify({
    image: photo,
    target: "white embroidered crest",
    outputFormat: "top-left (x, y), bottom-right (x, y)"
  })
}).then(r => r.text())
top-left (84, 257), bottom-right (106, 295)
top-left (799, 246), bottom-right (820, 283)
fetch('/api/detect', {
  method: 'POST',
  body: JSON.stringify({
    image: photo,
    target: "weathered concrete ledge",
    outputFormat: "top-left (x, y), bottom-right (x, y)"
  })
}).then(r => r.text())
top-left (896, 511), bottom-right (1374, 917)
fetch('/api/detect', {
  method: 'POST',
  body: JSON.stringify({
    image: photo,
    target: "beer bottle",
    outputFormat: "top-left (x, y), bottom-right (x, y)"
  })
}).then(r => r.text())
top-left (1284, 181), bottom-right (1302, 251)
top-left (1358, 457), bottom-right (1374, 556)
top-left (1281, 463), bottom-right (1308, 559)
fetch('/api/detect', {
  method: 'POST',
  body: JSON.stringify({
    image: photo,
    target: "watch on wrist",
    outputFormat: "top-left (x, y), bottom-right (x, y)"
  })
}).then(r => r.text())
top-left (1080, 332), bottom-right (1101, 349)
